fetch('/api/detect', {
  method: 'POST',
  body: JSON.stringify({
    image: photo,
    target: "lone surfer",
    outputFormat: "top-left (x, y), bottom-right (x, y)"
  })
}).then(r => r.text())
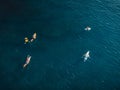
top-left (85, 26), bottom-right (91, 31)
top-left (83, 51), bottom-right (90, 62)
top-left (23, 55), bottom-right (31, 68)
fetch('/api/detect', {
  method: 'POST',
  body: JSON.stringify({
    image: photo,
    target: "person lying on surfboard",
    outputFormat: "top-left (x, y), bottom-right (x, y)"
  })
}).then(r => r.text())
top-left (30, 32), bottom-right (37, 42)
top-left (23, 55), bottom-right (31, 68)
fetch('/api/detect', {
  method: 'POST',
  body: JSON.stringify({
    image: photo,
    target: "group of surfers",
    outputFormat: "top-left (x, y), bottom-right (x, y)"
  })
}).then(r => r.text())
top-left (23, 26), bottom-right (91, 68)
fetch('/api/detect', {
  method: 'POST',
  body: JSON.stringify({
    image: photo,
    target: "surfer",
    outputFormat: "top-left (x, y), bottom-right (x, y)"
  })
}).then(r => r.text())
top-left (23, 55), bottom-right (31, 68)
top-left (30, 32), bottom-right (37, 42)
top-left (24, 37), bottom-right (29, 44)
top-left (83, 51), bottom-right (90, 62)
top-left (85, 26), bottom-right (91, 31)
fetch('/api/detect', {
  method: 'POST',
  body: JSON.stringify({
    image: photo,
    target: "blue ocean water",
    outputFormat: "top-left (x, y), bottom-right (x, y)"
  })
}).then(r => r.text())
top-left (0, 0), bottom-right (120, 90)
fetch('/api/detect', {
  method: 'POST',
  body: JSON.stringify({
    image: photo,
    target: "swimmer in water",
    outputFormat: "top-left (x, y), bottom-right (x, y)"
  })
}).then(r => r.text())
top-left (83, 51), bottom-right (90, 62)
top-left (23, 55), bottom-right (31, 68)
top-left (85, 26), bottom-right (91, 31)
top-left (30, 32), bottom-right (37, 42)
top-left (24, 37), bottom-right (29, 44)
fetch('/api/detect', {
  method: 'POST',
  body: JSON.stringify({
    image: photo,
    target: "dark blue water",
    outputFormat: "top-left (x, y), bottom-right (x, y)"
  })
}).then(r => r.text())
top-left (0, 0), bottom-right (120, 90)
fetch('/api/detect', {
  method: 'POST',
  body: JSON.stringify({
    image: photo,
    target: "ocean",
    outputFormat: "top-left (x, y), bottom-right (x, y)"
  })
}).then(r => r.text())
top-left (0, 0), bottom-right (120, 90)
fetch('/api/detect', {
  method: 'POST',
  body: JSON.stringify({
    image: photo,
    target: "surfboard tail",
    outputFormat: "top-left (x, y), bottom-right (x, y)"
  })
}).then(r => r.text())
top-left (23, 64), bottom-right (27, 68)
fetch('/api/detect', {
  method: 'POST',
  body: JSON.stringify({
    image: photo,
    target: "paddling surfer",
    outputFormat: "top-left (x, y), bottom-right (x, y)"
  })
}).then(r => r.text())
top-left (23, 55), bottom-right (31, 68)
